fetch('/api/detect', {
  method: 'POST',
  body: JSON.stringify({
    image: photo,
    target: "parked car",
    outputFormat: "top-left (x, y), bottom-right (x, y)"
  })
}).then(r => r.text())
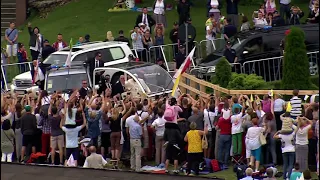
top-left (196, 24), bottom-right (319, 81)
top-left (9, 41), bottom-right (134, 95)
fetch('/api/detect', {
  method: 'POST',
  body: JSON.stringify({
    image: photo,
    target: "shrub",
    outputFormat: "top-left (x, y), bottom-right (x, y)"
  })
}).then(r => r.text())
top-left (211, 57), bottom-right (232, 88)
top-left (282, 27), bottom-right (312, 89)
top-left (227, 73), bottom-right (268, 90)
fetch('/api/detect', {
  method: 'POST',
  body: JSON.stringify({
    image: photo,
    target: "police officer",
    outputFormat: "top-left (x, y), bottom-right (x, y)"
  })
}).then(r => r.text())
top-left (174, 45), bottom-right (187, 71)
top-left (223, 41), bottom-right (238, 63)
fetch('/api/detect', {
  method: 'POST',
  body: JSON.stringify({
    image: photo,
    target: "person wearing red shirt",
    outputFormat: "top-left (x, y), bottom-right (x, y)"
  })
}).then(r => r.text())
top-left (52, 33), bottom-right (67, 51)
top-left (17, 43), bottom-right (28, 73)
top-left (216, 115), bottom-right (232, 169)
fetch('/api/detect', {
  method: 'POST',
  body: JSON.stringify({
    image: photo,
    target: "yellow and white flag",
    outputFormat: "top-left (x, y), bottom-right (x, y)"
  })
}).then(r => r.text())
top-left (65, 38), bottom-right (73, 68)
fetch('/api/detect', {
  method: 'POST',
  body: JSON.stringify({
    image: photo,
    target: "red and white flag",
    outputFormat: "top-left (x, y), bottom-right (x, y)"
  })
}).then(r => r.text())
top-left (171, 47), bottom-right (195, 97)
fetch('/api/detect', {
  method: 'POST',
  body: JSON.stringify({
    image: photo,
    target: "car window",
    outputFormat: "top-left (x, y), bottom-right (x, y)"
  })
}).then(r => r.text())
top-left (109, 47), bottom-right (125, 60)
top-left (243, 37), bottom-right (263, 55)
top-left (73, 53), bottom-right (88, 62)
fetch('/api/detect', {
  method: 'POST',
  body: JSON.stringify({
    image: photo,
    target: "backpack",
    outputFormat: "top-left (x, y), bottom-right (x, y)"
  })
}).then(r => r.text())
top-left (211, 159), bottom-right (221, 172)
top-left (164, 105), bottom-right (175, 121)
top-left (234, 164), bottom-right (248, 180)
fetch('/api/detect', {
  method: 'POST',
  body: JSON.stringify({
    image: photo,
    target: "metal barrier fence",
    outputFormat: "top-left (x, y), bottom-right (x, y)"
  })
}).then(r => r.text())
top-left (242, 51), bottom-right (319, 81)
top-left (307, 51), bottom-right (319, 75)
top-left (1, 61), bottom-right (33, 90)
top-left (198, 38), bottom-right (225, 59)
top-left (131, 48), bottom-right (149, 62)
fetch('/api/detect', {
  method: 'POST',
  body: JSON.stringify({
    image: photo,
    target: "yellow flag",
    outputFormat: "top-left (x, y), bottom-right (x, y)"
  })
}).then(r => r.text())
top-left (270, 89), bottom-right (274, 97)
top-left (286, 102), bottom-right (292, 112)
top-left (250, 94), bottom-right (254, 102)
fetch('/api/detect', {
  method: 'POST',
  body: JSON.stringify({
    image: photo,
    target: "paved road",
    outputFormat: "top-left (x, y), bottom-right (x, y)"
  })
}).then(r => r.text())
top-left (1, 163), bottom-right (224, 180)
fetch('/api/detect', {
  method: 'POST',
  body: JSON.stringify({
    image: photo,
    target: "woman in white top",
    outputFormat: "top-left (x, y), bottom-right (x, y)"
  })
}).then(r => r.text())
top-left (153, 0), bottom-right (167, 27)
top-left (273, 123), bottom-right (297, 180)
top-left (151, 109), bottom-right (166, 165)
top-left (203, 99), bottom-right (219, 158)
top-left (245, 117), bottom-right (266, 172)
top-left (295, 116), bottom-right (313, 172)
top-left (272, 94), bottom-right (286, 131)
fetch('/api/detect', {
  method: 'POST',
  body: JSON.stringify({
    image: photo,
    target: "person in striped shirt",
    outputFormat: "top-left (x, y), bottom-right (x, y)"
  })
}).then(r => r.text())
top-left (290, 89), bottom-right (302, 121)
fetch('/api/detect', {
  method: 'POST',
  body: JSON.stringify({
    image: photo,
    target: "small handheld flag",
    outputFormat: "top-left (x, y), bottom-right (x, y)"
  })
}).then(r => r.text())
top-left (65, 38), bottom-right (73, 68)
top-left (286, 102), bottom-right (292, 112)
top-left (304, 95), bottom-right (309, 101)
top-left (250, 94), bottom-right (254, 102)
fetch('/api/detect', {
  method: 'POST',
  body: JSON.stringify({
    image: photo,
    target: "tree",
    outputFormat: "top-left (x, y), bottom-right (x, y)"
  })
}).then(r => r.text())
top-left (212, 57), bottom-right (232, 88)
top-left (281, 27), bottom-right (312, 89)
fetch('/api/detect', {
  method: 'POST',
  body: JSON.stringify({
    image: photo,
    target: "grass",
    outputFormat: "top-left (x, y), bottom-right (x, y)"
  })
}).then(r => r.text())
top-left (1, 0), bottom-right (310, 83)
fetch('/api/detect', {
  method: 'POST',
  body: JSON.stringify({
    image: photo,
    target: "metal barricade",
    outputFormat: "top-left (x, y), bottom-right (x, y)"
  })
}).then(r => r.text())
top-left (307, 51), bottom-right (319, 75)
top-left (149, 43), bottom-right (179, 64)
top-left (131, 48), bottom-right (149, 62)
top-left (1, 62), bottom-right (33, 90)
top-left (198, 38), bottom-right (225, 59)
top-left (242, 56), bottom-right (283, 82)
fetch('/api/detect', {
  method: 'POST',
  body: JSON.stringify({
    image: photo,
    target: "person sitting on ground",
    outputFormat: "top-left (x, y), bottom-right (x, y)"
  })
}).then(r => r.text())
top-left (289, 163), bottom-right (302, 180)
top-left (115, 0), bottom-right (125, 8)
top-left (303, 169), bottom-right (312, 180)
top-left (263, 167), bottom-right (277, 180)
top-left (240, 168), bottom-right (254, 180)
top-left (83, 146), bottom-right (108, 169)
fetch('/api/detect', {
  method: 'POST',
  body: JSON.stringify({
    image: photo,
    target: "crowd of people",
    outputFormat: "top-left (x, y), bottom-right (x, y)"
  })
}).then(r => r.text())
top-left (1, 0), bottom-right (319, 179)
top-left (1, 83), bottom-right (319, 178)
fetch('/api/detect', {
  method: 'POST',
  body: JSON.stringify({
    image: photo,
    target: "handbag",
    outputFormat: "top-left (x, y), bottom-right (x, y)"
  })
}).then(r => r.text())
top-left (202, 133), bottom-right (208, 149)
top-left (259, 132), bottom-right (267, 146)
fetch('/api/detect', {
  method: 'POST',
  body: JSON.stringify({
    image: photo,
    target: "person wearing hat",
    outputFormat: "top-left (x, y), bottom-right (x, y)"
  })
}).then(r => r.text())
top-left (138, 23), bottom-right (150, 35)
top-left (177, 0), bottom-right (191, 26)
top-left (223, 41), bottom-right (237, 63)
top-left (20, 105), bottom-right (37, 162)
top-left (174, 44), bottom-right (186, 71)
top-left (114, 30), bottom-right (130, 47)
top-left (41, 39), bottom-right (55, 60)
top-left (273, 114), bottom-right (297, 180)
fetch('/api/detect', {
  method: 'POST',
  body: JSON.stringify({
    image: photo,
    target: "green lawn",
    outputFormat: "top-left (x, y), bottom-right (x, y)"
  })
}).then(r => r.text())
top-left (1, 0), bottom-right (310, 82)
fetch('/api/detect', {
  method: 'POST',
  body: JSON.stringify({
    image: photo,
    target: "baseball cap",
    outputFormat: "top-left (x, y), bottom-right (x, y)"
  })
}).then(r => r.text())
top-left (24, 105), bottom-right (31, 112)
top-left (118, 30), bottom-right (124, 34)
top-left (273, 10), bottom-right (279, 14)
top-left (187, 17), bottom-right (192, 21)
top-left (226, 41), bottom-right (232, 45)
top-left (179, 44), bottom-right (185, 48)
top-left (173, 22), bottom-right (178, 25)
top-left (44, 39), bottom-right (49, 43)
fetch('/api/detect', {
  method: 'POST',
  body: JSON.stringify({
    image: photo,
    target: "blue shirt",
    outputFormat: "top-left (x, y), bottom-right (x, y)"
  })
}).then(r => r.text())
top-left (85, 108), bottom-right (102, 138)
top-left (129, 121), bottom-right (142, 139)
top-left (5, 28), bottom-right (18, 45)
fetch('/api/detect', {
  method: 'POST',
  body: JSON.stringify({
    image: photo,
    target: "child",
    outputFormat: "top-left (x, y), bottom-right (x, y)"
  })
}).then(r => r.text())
top-left (17, 43), bottom-right (28, 73)
top-left (290, 163), bottom-right (302, 180)
top-left (1, 119), bottom-right (15, 162)
top-left (231, 107), bottom-right (244, 156)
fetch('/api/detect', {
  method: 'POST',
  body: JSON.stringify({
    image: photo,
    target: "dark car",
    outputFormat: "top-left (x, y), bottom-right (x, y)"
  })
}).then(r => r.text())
top-left (196, 24), bottom-right (319, 81)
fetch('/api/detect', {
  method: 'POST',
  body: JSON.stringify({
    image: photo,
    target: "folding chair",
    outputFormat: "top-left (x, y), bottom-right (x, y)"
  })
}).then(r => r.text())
top-left (232, 154), bottom-right (246, 166)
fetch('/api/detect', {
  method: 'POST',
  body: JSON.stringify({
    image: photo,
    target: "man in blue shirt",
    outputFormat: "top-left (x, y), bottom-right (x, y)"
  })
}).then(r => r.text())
top-left (4, 22), bottom-right (18, 63)
top-left (128, 115), bottom-right (143, 172)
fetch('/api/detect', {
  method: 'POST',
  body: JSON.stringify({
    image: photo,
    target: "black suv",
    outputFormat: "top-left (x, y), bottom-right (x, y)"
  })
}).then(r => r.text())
top-left (196, 24), bottom-right (319, 81)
